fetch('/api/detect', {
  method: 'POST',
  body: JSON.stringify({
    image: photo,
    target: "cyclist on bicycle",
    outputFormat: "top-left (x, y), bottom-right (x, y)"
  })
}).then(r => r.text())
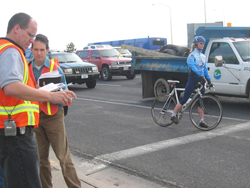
top-left (170, 36), bottom-right (213, 128)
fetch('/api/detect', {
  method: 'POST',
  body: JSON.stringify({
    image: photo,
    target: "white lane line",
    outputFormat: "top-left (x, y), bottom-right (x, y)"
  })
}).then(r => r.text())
top-left (97, 83), bottom-right (121, 87)
top-left (77, 97), bottom-right (150, 109)
top-left (76, 97), bottom-right (248, 122)
top-left (94, 122), bottom-right (250, 163)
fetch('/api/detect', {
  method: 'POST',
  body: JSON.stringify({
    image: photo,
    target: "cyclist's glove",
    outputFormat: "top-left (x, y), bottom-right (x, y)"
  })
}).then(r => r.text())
top-left (198, 76), bottom-right (206, 85)
top-left (207, 80), bottom-right (214, 88)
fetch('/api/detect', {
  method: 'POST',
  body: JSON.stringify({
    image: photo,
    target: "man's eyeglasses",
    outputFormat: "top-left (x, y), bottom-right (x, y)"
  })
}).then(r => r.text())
top-left (20, 26), bottom-right (35, 39)
top-left (199, 43), bottom-right (205, 45)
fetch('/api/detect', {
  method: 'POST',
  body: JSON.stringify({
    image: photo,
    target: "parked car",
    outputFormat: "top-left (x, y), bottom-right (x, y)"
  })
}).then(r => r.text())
top-left (47, 51), bottom-right (100, 88)
top-left (25, 48), bottom-right (34, 62)
top-left (76, 48), bottom-right (135, 81)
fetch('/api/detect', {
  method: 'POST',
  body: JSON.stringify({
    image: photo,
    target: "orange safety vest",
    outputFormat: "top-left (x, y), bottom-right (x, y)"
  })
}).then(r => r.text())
top-left (29, 59), bottom-right (60, 115)
top-left (0, 39), bottom-right (39, 128)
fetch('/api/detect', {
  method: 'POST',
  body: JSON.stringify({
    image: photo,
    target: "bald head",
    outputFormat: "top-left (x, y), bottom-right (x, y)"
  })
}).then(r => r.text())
top-left (6, 12), bottom-right (37, 50)
top-left (7, 13), bottom-right (35, 34)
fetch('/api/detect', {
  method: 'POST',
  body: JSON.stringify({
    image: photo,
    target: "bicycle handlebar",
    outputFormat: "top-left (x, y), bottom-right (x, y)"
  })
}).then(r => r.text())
top-left (196, 81), bottom-right (215, 93)
top-left (195, 82), bottom-right (203, 92)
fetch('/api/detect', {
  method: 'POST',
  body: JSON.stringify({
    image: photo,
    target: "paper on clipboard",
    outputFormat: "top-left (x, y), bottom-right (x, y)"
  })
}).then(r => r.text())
top-left (38, 83), bottom-right (66, 92)
top-left (38, 70), bottom-right (62, 87)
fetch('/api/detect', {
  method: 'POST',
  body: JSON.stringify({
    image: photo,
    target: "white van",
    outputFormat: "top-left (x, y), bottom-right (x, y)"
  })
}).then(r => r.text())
top-left (83, 45), bottom-right (112, 49)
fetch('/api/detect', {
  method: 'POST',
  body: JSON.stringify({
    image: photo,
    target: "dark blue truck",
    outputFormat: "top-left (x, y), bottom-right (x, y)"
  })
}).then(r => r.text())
top-left (129, 26), bottom-right (250, 100)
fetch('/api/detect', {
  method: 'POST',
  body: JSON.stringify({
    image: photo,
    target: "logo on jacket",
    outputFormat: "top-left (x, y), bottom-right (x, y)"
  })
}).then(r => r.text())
top-left (214, 69), bottom-right (221, 79)
top-left (197, 61), bottom-right (205, 67)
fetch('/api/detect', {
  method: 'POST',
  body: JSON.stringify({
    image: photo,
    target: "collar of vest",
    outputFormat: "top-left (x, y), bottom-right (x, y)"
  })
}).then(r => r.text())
top-left (0, 38), bottom-right (25, 54)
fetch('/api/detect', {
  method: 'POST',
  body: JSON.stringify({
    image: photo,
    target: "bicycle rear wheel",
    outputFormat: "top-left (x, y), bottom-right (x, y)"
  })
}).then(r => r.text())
top-left (151, 95), bottom-right (176, 127)
top-left (189, 95), bottom-right (223, 131)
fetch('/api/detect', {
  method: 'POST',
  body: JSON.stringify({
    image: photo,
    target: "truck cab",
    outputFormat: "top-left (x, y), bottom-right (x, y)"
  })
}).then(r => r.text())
top-left (205, 38), bottom-right (249, 96)
top-left (196, 26), bottom-right (250, 98)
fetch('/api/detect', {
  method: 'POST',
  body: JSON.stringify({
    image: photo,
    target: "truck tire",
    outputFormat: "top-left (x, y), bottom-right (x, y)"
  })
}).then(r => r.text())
top-left (126, 72), bottom-right (136, 79)
top-left (162, 49), bottom-right (177, 56)
top-left (101, 66), bottom-right (112, 81)
top-left (154, 78), bottom-right (170, 98)
top-left (160, 45), bottom-right (190, 57)
top-left (86, 80), bottom-right (96, 88)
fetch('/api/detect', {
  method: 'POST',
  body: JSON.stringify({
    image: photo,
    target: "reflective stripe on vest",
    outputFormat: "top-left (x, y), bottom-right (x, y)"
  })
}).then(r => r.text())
top-left (22, 50), bottom-right (29, 84)
top-left (0, 43), bottom-right (13, 50)
top-left (47, 59), bottom-right (55, 115)
top-left (46, 59), bottom-right (57, 115)
top-left (50, 59), bottom-right (55, 71)
top-left (0, 101), bottom-right (39, 125)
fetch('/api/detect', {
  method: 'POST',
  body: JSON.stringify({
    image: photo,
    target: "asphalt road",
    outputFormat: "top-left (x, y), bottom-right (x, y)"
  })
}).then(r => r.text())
top-left (65, 74), bottom-right (250, 188)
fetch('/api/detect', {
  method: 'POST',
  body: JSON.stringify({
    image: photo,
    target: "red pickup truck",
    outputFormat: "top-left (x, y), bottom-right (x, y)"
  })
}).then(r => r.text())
top-left (76, 48), bottom-right (135, 81)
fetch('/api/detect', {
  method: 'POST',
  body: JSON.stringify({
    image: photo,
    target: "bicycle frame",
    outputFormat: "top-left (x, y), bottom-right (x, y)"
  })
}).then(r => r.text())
top-left (168, 82), bottom-right (205, 113)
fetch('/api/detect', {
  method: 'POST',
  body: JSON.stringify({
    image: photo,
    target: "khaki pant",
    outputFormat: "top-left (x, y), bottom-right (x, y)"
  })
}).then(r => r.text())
top-left (35, 108), bottom-right (81, 188)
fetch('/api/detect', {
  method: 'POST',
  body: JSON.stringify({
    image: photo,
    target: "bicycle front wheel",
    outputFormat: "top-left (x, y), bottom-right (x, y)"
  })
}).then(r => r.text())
top-left (151, 95), bottom-right (177, 127)
top-left (189, 95), bottom-right (223, 131)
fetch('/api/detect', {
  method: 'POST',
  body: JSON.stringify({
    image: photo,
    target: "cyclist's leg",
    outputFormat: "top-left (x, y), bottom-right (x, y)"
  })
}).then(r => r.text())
top-left (171, 75), bottom-right (198, 123)
top-left (198, 87), bottom-right (205, 120)
top-left (173, 103), bottom-right (182, 114)
top-left (179, 75), bottom-right (198, 105)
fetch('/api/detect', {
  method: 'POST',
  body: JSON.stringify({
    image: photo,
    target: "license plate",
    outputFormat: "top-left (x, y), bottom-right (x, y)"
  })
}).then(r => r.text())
top-left (81, 74), bottom-right (88, 79)
top-left (124, 66), bottom-right (129, 70)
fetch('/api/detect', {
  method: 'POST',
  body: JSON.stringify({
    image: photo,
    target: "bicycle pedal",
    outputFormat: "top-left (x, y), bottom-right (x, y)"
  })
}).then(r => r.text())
top-left (171, 116), bottom-right (179, 124)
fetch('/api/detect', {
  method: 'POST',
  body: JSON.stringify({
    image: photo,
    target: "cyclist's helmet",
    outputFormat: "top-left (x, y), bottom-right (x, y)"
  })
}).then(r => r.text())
top-left (193, 36), bottom-right (206, 43)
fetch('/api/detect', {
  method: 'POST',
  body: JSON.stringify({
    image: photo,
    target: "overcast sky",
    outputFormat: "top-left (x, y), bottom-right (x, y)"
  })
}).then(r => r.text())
top-left (1, 0), bottom-right (250, 51)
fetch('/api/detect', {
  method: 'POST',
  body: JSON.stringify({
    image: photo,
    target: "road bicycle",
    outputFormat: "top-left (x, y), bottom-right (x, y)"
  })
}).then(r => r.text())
top-left (151, 80), bottom-right (223, 131)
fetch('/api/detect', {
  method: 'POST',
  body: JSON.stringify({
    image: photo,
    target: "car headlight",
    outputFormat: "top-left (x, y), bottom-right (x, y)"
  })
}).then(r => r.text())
top-left (110, 61), bottom-right (119, 65)
top-left (92, 66), bottom-right (98, 72)
top-left (63, 68), bottom-right (72, 74)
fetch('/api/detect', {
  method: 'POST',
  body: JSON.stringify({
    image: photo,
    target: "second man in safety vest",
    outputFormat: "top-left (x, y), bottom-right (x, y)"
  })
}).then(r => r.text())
top-left (29, 34), bottom-right (81, 188)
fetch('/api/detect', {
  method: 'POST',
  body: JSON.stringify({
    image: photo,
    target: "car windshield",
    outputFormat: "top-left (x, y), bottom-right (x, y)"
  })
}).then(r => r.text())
top-left (233, 41), bottom-right (250, 61)
top-left (99, 49), bottom-right (119, 57)
top-left (121, 49), bottom-right (131, 55)
top-left (115, 48), bottom-right (128, 53)
top-left (49, 53), bottom-right (83, 63)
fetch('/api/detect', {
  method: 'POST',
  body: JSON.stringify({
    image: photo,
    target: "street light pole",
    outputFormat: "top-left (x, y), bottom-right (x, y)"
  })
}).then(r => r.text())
top-left (204, 0), bottom-right (207, 23)
top-left (152, 4), bottom-right (173, 44)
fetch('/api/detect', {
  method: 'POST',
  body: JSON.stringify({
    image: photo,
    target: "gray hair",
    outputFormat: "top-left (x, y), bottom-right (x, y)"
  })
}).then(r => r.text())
top-left (7, 12), bottom-right (32, 34)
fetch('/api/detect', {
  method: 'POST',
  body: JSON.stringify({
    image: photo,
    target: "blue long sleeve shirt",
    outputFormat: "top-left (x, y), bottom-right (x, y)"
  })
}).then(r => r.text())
top-left (30, 57), bottom-right (68, 109)
top-left (187, 48), bottom-right (211, 80)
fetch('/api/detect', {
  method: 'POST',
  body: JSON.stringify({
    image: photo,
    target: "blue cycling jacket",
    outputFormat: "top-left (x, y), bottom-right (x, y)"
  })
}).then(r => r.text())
top-left (187, 48), bottom-right (211, 80)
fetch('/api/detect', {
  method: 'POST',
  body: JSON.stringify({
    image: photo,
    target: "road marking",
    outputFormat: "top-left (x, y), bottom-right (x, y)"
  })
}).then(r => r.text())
top-left (77, 97), bottom-right (150, 109)
top-left (97, 83), bottom-right (122, 87)
top-left (94, 121), bottom-right (250, 163)
top-left (79, 162), bottom-right (107, 175)
top-left (76, 97), bottom-right (248, 122)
